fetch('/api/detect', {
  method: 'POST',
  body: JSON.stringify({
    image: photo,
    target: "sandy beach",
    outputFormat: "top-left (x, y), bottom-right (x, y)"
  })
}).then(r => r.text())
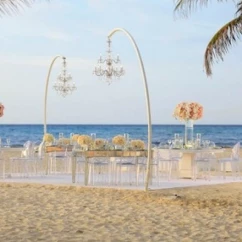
top-left (1, 0), bottom-right (241, 241)
top-left (0, 182), bottom-right (242, 241)
top-left (1, 148), bottom-right (242, 241)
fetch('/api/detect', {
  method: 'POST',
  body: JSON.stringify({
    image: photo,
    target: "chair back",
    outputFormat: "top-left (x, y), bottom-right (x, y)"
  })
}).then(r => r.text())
top-left (157, 149), bottom-right (170, 160)
top-left (169, 149), bottom-right (182, 160)
top-left (195, 151), bottom-right (215, 160)
top-left (152, 147), bottom-right (159, 161)
top-left (0, 150), bottom-right (4, 160)
top-left (231, 142), bottom-right (240, 160)
top-left (22, 141), bottom-right (35, 158)
top-left (38, 141), bottom-right (45, 159)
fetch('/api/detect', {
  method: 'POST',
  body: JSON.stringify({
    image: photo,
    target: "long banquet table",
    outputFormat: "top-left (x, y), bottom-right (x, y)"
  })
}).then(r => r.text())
top-left (71, 149), bottom-right (149, 185)
top-left (46, 146), bottom-right (225, 182)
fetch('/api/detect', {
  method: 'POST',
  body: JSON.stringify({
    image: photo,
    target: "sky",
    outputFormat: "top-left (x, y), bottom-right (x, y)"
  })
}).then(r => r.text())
top-left (0, 0), bottom-right (241, 125)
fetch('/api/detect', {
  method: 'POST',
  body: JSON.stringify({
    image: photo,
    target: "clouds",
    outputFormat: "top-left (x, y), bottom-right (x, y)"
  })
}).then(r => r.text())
top-left (0, 0), bottom-right (241, 124)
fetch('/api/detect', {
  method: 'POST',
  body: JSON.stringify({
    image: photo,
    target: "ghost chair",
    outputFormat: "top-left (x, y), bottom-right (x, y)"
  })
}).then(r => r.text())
top-left (0, 151), bottom-right (5, 179)
top-left (154, 148), bottom-right (182, 181)
top-left (88, 155), bottom-right (112, 186)
top-left (10, 141), bottom-right (37, 177)
top-left (218, 142), bottom-right (241, 179)
top-left (114, 156), bottom-right (137, 186)
top-left (48, 148), bottom-right (72, 174)
top-left (193, 151), bottom-right (217, 181)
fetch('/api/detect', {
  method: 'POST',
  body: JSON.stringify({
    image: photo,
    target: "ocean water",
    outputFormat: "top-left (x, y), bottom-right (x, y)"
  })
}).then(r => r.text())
top-left (0, 124), bottom-right (242, 148)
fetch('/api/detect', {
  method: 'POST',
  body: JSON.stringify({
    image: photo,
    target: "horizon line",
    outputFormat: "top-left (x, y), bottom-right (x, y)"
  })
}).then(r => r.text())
top-left (1, 123), bottom-right (242, 126)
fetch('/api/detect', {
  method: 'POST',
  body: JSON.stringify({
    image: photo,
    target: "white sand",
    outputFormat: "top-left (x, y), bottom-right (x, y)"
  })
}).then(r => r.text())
top-left (1, 148), bottom-right (242, 241)
top-left (0, 182), bottom-right (242, 241)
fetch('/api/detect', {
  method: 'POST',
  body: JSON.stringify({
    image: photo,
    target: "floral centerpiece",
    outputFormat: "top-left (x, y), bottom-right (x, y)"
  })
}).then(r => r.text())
top-left (43, 133), bottom-right (54, 145)
top-left (0, 103), bottom-right (4, 117)
top-left (173, 102), bottom-right (203, 147)
top-left (77, 135), bottom-right (93, 146)
top-left (112, 135), bottom-right (126, 146)
top-left (94, 139), bottom-right (106, 150)
top-left (130, 140), bottom-right (145, 150)
top-left (173, 102), bottom-right (203, 121)
top-left (71, 134), bottom-right (80, 142)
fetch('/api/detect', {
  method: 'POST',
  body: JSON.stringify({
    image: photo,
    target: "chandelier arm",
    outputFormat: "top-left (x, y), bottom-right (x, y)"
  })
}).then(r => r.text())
top-left (98, 59), bottom-right (107, 64)
top-left (98, 58), bottom-right (119, 64)
top-left (44, 55), bottom-right (65, 134)
top-left (112, 59), bottom-right (120, 64)
top-left (108, 28), bottom-right (152, 192)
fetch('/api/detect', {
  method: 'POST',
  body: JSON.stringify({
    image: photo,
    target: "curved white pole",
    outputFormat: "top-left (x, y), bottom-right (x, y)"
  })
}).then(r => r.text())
top-left (108, 28), bottom-right (152, 191)
top-left (44, 55), bottom-right (65, 134)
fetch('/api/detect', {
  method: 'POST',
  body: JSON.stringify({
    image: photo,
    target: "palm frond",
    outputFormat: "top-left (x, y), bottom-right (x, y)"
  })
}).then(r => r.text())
top-left (204, 16), bottom-right (242, 76)
top-left (174, 0), bottom-right (229, 17)
top-left (0, 0), bottom-right (47, 16)
top-left (236, 0), bottom-right (242, 16)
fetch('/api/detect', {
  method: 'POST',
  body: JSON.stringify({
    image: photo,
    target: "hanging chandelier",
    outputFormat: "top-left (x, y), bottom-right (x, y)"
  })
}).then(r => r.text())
top-left (93, 38), bottom-right (125, 84)
top-left (53, 57), bottom-right (76, 97)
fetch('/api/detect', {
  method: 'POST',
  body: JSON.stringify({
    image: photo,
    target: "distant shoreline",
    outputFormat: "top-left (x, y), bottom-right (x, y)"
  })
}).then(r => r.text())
top-left (1, 124), bottom-right (242, 126)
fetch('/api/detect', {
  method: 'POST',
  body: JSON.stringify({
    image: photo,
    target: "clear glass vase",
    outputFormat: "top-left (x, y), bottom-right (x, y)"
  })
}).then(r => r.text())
top-left (185, 119), bottom-right (194, 147)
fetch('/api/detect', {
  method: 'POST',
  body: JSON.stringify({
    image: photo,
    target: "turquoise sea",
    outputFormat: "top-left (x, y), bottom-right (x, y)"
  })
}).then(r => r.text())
top-left (0, 124), bottom-right (242, 148)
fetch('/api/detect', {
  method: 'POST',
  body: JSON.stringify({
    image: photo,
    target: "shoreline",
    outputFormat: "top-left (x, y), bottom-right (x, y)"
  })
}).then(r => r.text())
top-left (0, 124), bottom-right (241, 148)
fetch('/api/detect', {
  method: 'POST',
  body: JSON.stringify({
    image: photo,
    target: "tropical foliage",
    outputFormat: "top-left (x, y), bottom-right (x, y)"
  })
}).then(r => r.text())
top-left (0, 0), bottom-right (47, 16)
top-left (174, 0), bottom-right (242, 76)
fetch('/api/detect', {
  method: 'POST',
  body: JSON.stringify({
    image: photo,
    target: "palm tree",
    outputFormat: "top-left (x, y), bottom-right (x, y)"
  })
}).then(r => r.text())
top-left (0, 0), bottom-right (46, 16)
top-left (174, 0), bottom-right (242, 76)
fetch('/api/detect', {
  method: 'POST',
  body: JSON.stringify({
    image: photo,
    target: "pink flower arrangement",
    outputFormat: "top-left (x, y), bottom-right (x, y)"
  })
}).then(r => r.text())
top-left (173, 102), bottom-right (203, 121)
top-left (0, 103), bottom-right (4, 117)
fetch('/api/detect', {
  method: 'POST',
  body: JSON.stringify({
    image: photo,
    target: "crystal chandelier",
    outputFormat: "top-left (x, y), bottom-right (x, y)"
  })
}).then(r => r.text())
top-left (53, 57), bottom-right (76, 97)
top-left (93, 38), bottom-right (125, 84)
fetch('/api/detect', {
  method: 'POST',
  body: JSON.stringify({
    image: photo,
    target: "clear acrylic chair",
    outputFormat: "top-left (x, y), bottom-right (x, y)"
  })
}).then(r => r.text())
top-left (151, 148), bottom-right (182, 182)
top-left (34, 141), bottom-right (46, 175)
top-left (194, 151), bottom-right (217, 180)
top-left (48, 148), bottom-right (72, 174)
top-left (0, 150), bottom-right (5, 179)
top-left (149, 148), bottom-right (168, 184)
top-left (157, 148), bottom-right (182, 180)
top-left (168, 149), bottom-right (182, 180)
top-left (218, 142), bottom-right (241, 179)
top-left (136, 156), bottom-right (149, 186)
top-left (73, 144), bottom-right (88, 183)
top-left (10, 141), bottom-right (37, 177)
top-left (88, 156), bottom-right (111, 186)
top-left (76, 152), bottom-right (86, 183)
top-left (114, 156), bottom-right (137, 186)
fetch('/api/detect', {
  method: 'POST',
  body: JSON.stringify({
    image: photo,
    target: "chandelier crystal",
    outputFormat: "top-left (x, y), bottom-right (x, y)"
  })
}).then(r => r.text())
top-left (53, 57), bottom-right (76, 97)
top-left (93, 38), bottom-right (125, 84)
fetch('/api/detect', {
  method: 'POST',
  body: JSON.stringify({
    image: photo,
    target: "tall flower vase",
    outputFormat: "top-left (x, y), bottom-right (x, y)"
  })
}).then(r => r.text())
top-left (185, 119), bottom-right (194, 147)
